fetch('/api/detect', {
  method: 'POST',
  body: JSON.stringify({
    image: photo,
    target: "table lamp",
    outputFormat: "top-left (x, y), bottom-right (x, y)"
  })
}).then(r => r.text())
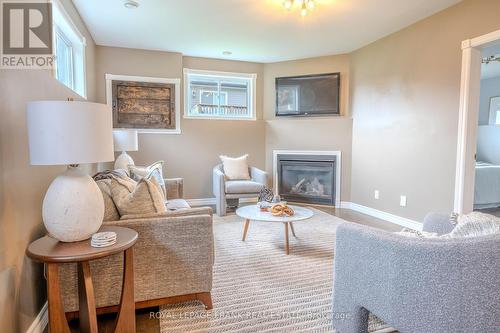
top-left (27, 101), bottom-right (114, 242)
top-left (113, 129), bottom-right (138, 170)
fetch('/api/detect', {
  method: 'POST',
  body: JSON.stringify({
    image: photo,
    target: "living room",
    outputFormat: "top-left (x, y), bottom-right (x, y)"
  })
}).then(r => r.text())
top-left (1, 0), bottom-right (500, 332)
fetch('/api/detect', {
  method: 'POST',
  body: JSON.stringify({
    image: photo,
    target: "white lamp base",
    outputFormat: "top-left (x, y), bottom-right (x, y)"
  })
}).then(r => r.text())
top-left (114, 151), bottom-right (135, 170)
top-left (42, 166), bottom-right (104, 242)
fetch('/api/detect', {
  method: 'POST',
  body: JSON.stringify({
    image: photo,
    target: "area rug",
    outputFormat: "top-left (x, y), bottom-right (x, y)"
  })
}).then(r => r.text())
top-left (159, 207), bottom-right (395, 332)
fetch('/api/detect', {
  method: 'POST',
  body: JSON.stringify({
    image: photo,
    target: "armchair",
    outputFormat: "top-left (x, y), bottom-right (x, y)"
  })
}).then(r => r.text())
top-left (213, 164), bottom-right (268, 216)
top-left (332, 214), bottom-right (500, 333)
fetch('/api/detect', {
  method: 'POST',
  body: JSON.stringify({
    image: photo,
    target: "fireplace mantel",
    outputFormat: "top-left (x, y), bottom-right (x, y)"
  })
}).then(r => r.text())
top-left (273, 150), bottom-right (341, 207)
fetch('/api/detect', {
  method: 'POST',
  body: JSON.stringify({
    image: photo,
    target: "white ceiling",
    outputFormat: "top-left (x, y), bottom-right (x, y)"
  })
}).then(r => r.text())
top-left (73, 0), bottom-right (462, 63)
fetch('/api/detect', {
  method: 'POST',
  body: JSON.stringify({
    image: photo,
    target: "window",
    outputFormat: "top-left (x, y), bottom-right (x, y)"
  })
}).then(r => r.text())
top-left (53, 0), bottom-right (86, 98)
top-left (200, 90), bottom-right (228, 105)
top-left (55, 28), bottom-right (73, 89)
top-left (488, 96), bottom-right (500, 125)
top-left (184, 69), bottom-right (256, 120)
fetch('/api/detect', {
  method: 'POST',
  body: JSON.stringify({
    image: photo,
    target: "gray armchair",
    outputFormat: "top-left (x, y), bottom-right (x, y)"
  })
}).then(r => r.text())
top-left (332, 213), bottom-right (500, 333)
top-left (213, 164), bottom-right (268, 216)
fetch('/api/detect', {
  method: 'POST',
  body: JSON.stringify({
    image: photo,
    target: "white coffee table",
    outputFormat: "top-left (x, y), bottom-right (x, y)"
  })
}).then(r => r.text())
top-left (235, 204), bottom-right (314, 255)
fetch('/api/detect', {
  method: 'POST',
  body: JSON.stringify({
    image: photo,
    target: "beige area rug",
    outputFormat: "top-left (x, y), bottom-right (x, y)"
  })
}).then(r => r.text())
top-left (159, 207), bottom-right (395, 333)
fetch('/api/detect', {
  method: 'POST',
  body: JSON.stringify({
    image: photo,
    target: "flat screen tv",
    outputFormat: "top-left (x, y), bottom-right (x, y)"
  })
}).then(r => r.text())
top-left (276, 73), bottom-right (340, 117)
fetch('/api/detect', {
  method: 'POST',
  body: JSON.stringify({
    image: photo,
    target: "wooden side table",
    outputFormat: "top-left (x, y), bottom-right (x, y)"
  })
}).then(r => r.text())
top-left (27, 226), bottom-right (138, 333)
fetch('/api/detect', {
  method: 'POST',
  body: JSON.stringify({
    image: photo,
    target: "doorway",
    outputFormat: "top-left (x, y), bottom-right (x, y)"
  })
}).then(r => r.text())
top-left (455, 29), bottom-right (500, 214)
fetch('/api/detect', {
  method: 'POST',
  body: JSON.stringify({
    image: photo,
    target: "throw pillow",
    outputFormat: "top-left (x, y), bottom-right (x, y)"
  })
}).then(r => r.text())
top-left (442, 212), bottom-right (500, 238)
top-left (449, 212), bottom-right (459, 226)
top-left (396, 228), bottom-right (438, 238)
top-left (96, 179), bottom-right (120, 221)
top-left (93, 169), bottom-right (130, 181)
top-left (110, 176), bottom-right (166, 216)
top-left (258, 186), bottom-right (274, 203)
top-left (129, 161), bottom-right (166, 198)
top-left (220, 154), bottom-right (251, 180)
top-left (396, 212), bottom-right (500, 239)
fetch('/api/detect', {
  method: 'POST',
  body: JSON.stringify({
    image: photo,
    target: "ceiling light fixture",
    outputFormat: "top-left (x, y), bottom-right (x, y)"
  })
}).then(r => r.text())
top-left (283, 0), bottom-right (315, 17)
top-left (283, 0), bottom-right (293, 10)
top-left (222, 51), bottom-right (232, 56)
top-left (301, 2), bottom-right (308, 17)
top-left (124, 0), bottom-right (139, 9)
top-left (482, 55), bottom-right (500, 64)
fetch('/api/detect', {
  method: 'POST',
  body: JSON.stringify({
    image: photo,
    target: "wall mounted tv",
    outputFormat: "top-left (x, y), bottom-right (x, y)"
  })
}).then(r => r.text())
top-left (276, 73), bottom-right (340, 117)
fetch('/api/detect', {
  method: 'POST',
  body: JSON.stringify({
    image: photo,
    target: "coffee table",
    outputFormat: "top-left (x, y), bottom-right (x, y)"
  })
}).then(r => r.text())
top-left (236, 204), bottom-right (314, 255)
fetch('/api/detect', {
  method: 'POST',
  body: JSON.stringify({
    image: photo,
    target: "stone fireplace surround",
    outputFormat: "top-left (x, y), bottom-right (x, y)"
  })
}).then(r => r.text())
top-left (273, 150), bottom-right (342, 207)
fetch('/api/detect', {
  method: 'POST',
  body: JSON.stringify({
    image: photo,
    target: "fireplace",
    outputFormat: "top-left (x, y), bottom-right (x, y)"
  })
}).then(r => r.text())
top-left (275, 152), bottom-right (338, 206)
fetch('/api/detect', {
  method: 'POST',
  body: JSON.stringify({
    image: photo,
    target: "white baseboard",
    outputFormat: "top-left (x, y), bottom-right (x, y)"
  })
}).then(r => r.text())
top-left (188, 198), bottom-right (421, 230)
top-left (339, 201), bottom-right (353, 209)
top-left (186, 198), bottom-right (216, 206)
top-left (186, 197), bottom-right (258, 206)
top-left (373, 327), bottom-right (398, 333)
top-left (340, 201), bottom-right (422, 231)
top-left (26, 302), bottom-right (48, 333)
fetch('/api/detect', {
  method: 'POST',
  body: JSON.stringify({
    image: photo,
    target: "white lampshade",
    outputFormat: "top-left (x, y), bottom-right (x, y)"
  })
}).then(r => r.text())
top-left (113, 129), bottom-right (138, 152)
top-left (27, 101), bottom-right (114, 165)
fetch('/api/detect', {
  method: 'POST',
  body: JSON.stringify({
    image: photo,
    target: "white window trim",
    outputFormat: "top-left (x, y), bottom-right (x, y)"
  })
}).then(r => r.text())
top-left (105, 74), bottom-right (181, 134)
top-left (183, 68), bottom-right (257, 121)
top-left (52, 0), bottom-right (87, 98)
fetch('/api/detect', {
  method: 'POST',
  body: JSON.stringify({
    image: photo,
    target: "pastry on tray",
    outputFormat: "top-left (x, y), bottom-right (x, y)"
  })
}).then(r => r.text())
top-left (271, 203), bottom-right (295, 217)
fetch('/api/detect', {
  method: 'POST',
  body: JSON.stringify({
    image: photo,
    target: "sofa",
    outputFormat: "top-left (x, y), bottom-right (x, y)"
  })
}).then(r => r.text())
top-left (332, 213), bottom-right (500, 333)
top-left (59, 177), bottom-right (215, 316)
top-left (213, 164), bottom-right (268, 216)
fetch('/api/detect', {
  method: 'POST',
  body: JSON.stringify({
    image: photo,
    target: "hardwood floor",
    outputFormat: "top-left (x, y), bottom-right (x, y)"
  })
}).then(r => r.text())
top-left (68, 308), bottom-right (159, 333)
top-left (476, 207), bottom-right (500, 218)
top-left (67, 205), bottom-right (401, 332)
top-left (314, 205), bottom-right (403, 232)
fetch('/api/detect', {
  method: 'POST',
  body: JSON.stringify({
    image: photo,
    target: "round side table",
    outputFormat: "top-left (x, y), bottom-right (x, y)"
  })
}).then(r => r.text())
top-left (26, 226), bottom-right (138, 333)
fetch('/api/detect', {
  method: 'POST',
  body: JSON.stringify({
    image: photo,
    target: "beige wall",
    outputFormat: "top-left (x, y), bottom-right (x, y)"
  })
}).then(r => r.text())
top-left (263, 55), bottom-right (352, 201)
top-left (350, 0), bottom-right (500, 221)
top-left (0, 0), bottom-right (96, 331)
top-left (4, 1), bottom-right (500, 330)
top-left (95, 47), bottom-right (266, 199)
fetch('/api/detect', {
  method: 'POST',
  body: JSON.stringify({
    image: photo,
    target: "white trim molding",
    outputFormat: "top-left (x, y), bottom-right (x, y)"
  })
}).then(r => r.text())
top-left (455, 28), bottom-right (500, 213)
top-left (341, 202), bottom-right (422, 231)
top-left (183, 68), bottom-right (257, 121)
top-left (26, 302), bottom-right (48, 333)
top-left (105, 74), bottom-right (181, 134)
top-left (272, 150), bottom-right (342, 208)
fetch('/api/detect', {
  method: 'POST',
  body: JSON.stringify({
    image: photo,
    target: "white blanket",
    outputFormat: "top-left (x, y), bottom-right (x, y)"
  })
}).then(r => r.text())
top-left (474, 161), bottom-right (500, 209)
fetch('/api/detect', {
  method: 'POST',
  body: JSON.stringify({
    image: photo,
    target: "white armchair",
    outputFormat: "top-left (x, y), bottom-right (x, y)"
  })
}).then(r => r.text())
top-left (213, 164), bottom-right (268, 216)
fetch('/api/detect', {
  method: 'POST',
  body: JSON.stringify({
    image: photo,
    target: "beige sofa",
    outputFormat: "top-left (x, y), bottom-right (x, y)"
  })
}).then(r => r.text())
top-left (59, 178), bottom-right (214, 316)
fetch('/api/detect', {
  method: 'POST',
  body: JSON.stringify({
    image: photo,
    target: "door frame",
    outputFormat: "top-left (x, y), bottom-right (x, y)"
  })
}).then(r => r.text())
top-left (454, 29), bottom-right (500, 213)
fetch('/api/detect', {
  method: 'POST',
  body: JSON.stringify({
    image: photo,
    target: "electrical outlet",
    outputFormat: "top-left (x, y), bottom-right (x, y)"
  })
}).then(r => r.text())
top-left (374, 190), bottom-right (379, 199)
top-left (400, 195), bottom-right (407, 207)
